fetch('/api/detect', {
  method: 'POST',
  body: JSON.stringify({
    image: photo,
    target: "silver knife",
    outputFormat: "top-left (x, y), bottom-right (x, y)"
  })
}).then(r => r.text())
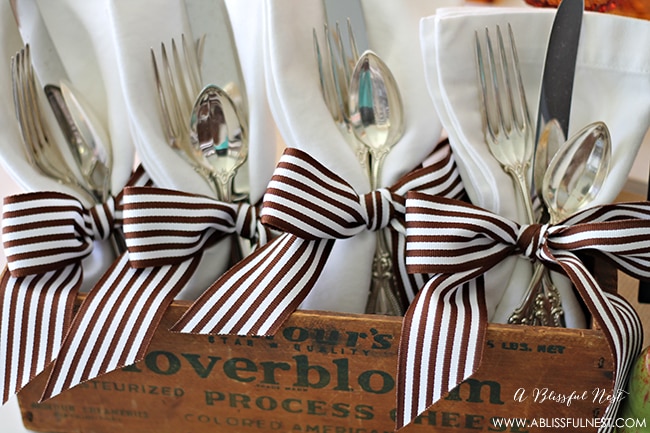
top-left (535, 0), bottom-right (583, 140)
top-left (532, 0), bottom-right (584, 207)
top-left (183, 0), bottom-right (248, 120)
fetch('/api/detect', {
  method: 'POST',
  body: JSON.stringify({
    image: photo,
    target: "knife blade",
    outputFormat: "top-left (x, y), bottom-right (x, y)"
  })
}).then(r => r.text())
top-left (532, 0), bottom-right (584, 211)
top-left (535, 0), bottom-right (583, 141)
top-left (183, 0), bottom-right (248, 119)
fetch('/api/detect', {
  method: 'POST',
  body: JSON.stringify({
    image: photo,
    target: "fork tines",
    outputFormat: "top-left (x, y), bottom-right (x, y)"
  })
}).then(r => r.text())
top-left (313, 19), bottom-right (360, 126)
top-left (11, 44), bottom-right (73, 182)
top-left (150, 35), bottom-right (203, 161)
top-left (474, 23), bottom-right (531, 144)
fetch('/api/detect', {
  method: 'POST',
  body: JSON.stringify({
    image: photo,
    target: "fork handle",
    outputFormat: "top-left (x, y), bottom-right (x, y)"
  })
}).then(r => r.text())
top-left (505, 165), bottom-right (536, 225)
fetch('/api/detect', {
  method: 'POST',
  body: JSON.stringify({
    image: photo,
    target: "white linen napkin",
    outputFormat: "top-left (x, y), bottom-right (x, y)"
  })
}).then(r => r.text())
top-left (421, 7), bottom-right (650, 325)
top-left (264, 0), bottom-right (463, 313)
top-left (0, 0), bottom-right (136, 291)
top-left (109, 0), bottom-right (277, 299)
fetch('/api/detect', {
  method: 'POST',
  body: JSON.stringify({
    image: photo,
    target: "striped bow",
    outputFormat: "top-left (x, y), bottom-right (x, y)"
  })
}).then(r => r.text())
top-left (0, 166), bottom-right (150, 404)
top-left (172, 141), bottom-right (464, 336)
top-left (40, 186), bottom-right (267, 400)
top-left (397, 193), bottom-right (646, 431)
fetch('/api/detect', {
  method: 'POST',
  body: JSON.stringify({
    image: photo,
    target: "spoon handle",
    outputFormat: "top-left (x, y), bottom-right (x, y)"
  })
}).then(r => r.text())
top-left (209, 172), bottom-right (247, 265)
top-left (365, 229), bottom-right (404, 316)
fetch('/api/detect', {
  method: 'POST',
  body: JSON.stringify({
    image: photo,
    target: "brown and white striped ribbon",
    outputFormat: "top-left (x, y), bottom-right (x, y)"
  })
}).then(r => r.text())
top-left (172, 142), bottom-right (464, 336)
top-left (397, 193), bottom-right (647, 431)
top-left (41, 187), bottom-right (266, 400)
top-left (0, 166), bottom-right (151, 403)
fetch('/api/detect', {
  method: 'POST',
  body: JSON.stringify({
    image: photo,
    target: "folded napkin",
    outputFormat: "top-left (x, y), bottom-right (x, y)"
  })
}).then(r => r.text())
top-left (109, 0), bottom-right (277, 299)
top-left (421, 7), bottom-right (650, 325)
top-left (264, 0), bottom-right (463, 313)
top-left (0, 0), bottom-right (136, 290)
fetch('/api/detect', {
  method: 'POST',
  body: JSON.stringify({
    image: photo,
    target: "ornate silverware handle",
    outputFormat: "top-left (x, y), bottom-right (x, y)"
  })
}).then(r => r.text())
top-left (365, 228), bottom-right (403, 316)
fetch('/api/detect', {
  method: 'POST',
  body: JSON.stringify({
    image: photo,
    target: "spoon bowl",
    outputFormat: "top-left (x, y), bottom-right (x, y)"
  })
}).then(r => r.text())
top-left (190, 84), bottom-right (248, 201)
top-left (348, 50), bottom-right (404, 187)
top-left (542, 121), bottom-right (611, 221)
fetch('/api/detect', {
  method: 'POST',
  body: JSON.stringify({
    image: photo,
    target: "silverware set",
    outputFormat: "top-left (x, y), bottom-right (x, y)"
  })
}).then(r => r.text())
top-left (313, 4), bottom-right (406, 316)
top-left (150, 36), bottom-right (250, 265)
top-left (474, 24), bottom-right (563, 327)
top-left (11, 46), bottom-right (95, 203)
top-left (475, 22), bottom-right (611, 327)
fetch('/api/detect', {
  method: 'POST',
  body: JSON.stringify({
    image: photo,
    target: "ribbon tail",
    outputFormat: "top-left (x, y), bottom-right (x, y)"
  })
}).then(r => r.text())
top-left (0, 264), bottom-right (80, 403)
top-left (391, 227), bottom-right (427, 305)
top-left (172, 233), bottom-right (335, 336)
top-left (553, 252), bottom-right (643, 432)
top-left (396, 272), bottom-right (487, 430)
top-left (40, 252), bottom-right (200, 401)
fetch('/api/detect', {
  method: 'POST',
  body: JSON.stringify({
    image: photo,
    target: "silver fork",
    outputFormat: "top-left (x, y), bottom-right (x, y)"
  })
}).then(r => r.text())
top-left (474, 24), bottom-right (564, 327)
top-left (11, 45), bottom-right (95, 203)
top-left (151, 35), bottom-right (212, 180)
top-left (313, 21), bottom-right (369, 172)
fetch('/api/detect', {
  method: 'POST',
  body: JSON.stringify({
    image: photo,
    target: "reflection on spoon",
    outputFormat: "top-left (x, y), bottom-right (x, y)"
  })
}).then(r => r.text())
top-left (349, 50), bottom-right (404, 188)
top-left (190, 84), bottom-right (248, 202)
top-left (543, 121), bottom-right (611, 222)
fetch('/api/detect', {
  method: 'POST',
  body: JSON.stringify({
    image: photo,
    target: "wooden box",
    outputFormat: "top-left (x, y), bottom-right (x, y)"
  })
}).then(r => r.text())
top-left (16, 294), bottom-right (616, 433)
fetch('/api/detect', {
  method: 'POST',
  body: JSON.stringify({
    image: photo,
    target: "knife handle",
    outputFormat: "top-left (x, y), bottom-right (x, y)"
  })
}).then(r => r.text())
top-left (639, 163), bottom-right (650, 303)
top-left (524, 0), bottom-right (612, 11)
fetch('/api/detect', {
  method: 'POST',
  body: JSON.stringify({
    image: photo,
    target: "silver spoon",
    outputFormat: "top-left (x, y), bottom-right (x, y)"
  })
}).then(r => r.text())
top-left (543, 121), bottom-right (611, 222)
top-left (190, 84), bottom-right (248, 202)
top-left (510, 121), bottom-right (611, 326)
top-left (348, 50), bottom-right (405, 316)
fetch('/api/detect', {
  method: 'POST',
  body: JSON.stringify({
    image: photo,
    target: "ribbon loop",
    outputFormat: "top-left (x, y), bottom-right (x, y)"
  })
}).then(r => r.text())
top-left (2, 191), bottom-right (119, 277)
top-left (0, 164), bottom-right (153, 405)
top-left (121, 186), bottom-right (250, 268)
